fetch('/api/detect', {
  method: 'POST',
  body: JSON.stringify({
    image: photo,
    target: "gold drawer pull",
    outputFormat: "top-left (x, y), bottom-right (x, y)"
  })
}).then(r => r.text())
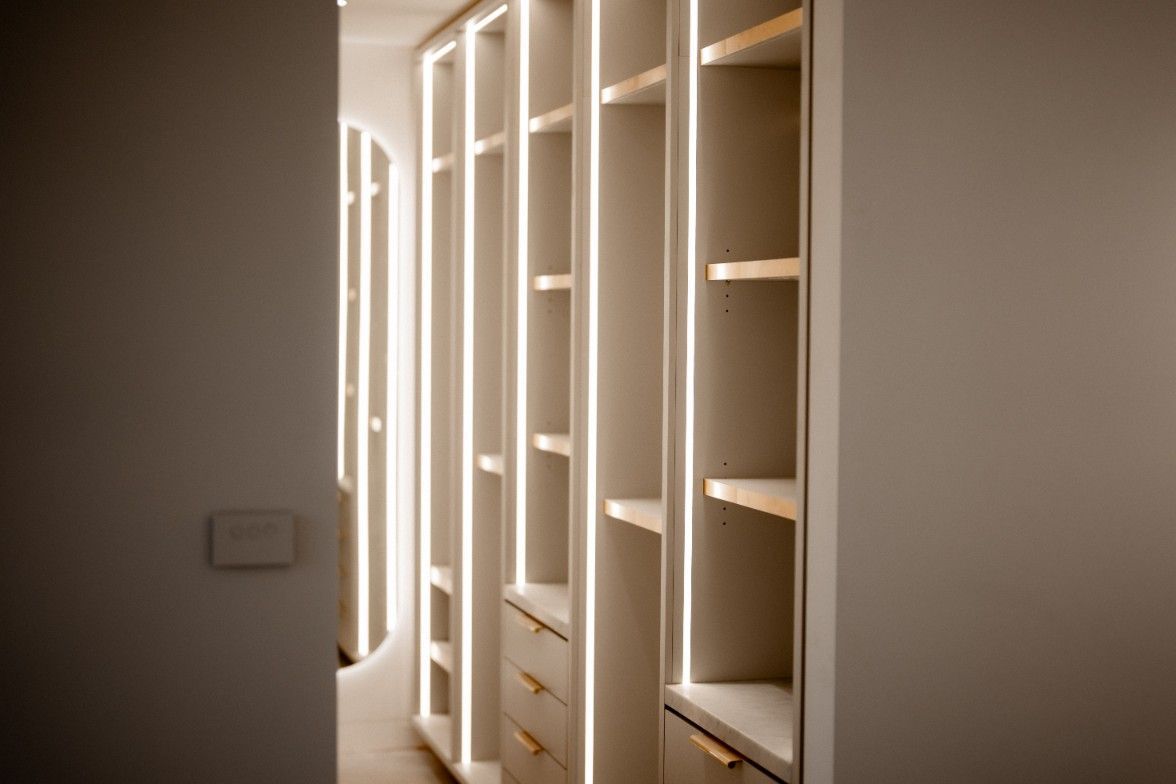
top-left (514, 612), bottom-right (544, 634)
top-left (516, 670), bottom-right (544, 694)
top-left (513, 729), bottom-right (544, 756)
top-left (689, 733), bottom-right (743, 769)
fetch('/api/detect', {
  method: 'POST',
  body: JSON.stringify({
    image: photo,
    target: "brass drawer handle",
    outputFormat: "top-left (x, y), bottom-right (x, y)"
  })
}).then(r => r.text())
top-left (513, 729), bottom-right (544, 756)
top-left (689, 733), bottom-right (743, 769)
top-left (516, 670), bottom-right (544, 694)
top-left (514, 611), bottom-right (544, 634)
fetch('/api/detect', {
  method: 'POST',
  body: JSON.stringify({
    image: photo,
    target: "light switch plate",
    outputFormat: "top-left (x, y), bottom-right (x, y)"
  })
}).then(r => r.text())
top-left (210, 511), bottom-right (295, 567)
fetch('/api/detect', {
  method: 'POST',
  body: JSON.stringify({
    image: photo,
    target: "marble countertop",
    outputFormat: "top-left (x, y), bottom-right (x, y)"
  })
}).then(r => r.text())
top-left (665, 679), bottom-right (793, 781)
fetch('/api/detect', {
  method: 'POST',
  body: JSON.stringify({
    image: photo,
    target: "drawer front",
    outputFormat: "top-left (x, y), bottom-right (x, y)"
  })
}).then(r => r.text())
top-left (502, 713), bottom-right (567, 784)
top-left (502, 659), bottom-right (568, 766)
top-left (502, 602), bottom-right (569, 704)
top-left (664, 710), bottom-right (780, 784)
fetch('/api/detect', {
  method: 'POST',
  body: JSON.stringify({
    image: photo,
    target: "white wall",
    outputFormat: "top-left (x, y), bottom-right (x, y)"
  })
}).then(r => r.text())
top-left (336, 39), bottom-right (422, 753)
top-left (0, 2), bottom-right (338, 782)
top-left (808, 1), bottom-right (1176, 781)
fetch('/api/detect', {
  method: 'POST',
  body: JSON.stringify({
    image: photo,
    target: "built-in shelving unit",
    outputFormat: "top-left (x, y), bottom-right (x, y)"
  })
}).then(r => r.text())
top-left (674, 1), bottom-right (805, 780)
top-left (416, 1), bottom-right (810, 781)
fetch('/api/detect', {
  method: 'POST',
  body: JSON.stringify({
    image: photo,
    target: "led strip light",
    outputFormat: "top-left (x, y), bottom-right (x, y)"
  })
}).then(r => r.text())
top-left (357, 131), bottom-right (374, 657)
top-left (584, 0), bottom-right (601, 779)
top-left (514, 0), bottom-right (530, 587)
top-left (681, 0), bottom-right (700, 686)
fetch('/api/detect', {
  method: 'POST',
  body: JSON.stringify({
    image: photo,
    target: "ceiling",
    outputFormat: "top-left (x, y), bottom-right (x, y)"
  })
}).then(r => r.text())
top-left (340, 0), bottom-right (470, 47)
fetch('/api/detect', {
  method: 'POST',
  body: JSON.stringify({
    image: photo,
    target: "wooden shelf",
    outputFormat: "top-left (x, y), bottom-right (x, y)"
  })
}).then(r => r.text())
top-left (430, 640), bottom-right (453, 673)
top-left (602, 63), bottom-right (667, 105)
top-left (476, 452), bottom-right (504, 475)
top-left (532, 273), bottom-right (571, 291)
top-left (603, 498), bottom-right (662, 534)
top-left (700, 8), bottom-right (803, 68)
top-left (665, 680), bottom-right (793, 782)
top-left (531, 432), bottom-right (571, 457)
top-left (504, 582), bottom-right (570, 638)
top-left (703, 477), bottom-right (797, 520)
top-left (529, 103), bottom-right (573, 134)
top-left (431, 152), bottom-right (454, 173)
top-left (706, 257), bottom-right (799, 282)
top-left (430, 565), bottom-right (453, 595)
top-left (474, 130), bottom-right (505, 156)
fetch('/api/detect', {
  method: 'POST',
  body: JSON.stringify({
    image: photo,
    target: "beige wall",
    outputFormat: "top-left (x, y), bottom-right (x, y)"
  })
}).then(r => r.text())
top-left (809, 1), bottom-right (1176, 781)
top-left (0, 3), bottom-right (338, 781)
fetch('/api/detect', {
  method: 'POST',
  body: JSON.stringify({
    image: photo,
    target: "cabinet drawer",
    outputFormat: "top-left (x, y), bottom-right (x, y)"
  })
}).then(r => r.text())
top-left (664, 710), bottom-right (780, 784)
top-left (502, 602), bottom-right (569, 704)
top-left (502, 713), bottom-right (566, 784)
top-left (502, 658), bottom-right (568, 767)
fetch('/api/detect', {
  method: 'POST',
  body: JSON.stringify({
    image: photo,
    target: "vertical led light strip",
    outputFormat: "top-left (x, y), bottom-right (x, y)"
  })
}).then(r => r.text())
top-left (681, 0), bottom-right (699, 685)
top-left (418, 51), bottom-right (435, 717)
top-left (338, 123), bottom-right (350, 481)
top-left (514, 0), bottom-right (530, 587)
top-left (584, 0), bottom-right (601, 781)
top-left (387, 162), bottom-right (400, 629)
top-left (357, 131), bottom-right (374, 658)
top-left (460, 22), bottom-right (476, 767)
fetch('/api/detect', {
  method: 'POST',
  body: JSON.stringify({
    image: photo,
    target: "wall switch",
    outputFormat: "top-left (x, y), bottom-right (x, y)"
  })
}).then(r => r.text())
top-left (210, 511), bottom-right (294, 567)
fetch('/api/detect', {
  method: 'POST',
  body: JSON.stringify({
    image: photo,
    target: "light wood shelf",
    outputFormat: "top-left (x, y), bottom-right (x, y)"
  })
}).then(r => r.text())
top-left (531, 432), bottom-right (571, 457)
top-left (700, 8), bottom-right (803, 68)
top-left (504, 582), bottom-right (571, 638)
top-left (601, 63), bottom-right (667, 105)
top-left (703, 477), bottom-right (797, 520)
top-left (532, 273), bottom-right (572, 291)
top-left (474, 129), bottom-right (505, 156)
top-left (665, 680), bottom-right (793, 782)
top-left (431, 152), bottom-right (454, 173)
top-left (529, 103), bottom-right (573, 134)
top-left (430, 639), bottom-right (454, 673)
top-left (476, 452), bottom-right (504, 475)
top-left (430, 564), bottom-right (454, 595)
top-left (706, 257), bottom-right (799, 282)
top-left (603, 498), bottom-right (662, 534)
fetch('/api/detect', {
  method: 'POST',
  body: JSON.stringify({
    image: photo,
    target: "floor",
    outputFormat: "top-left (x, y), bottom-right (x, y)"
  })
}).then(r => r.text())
top-left (338, 747), bottom-right (454, 784)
